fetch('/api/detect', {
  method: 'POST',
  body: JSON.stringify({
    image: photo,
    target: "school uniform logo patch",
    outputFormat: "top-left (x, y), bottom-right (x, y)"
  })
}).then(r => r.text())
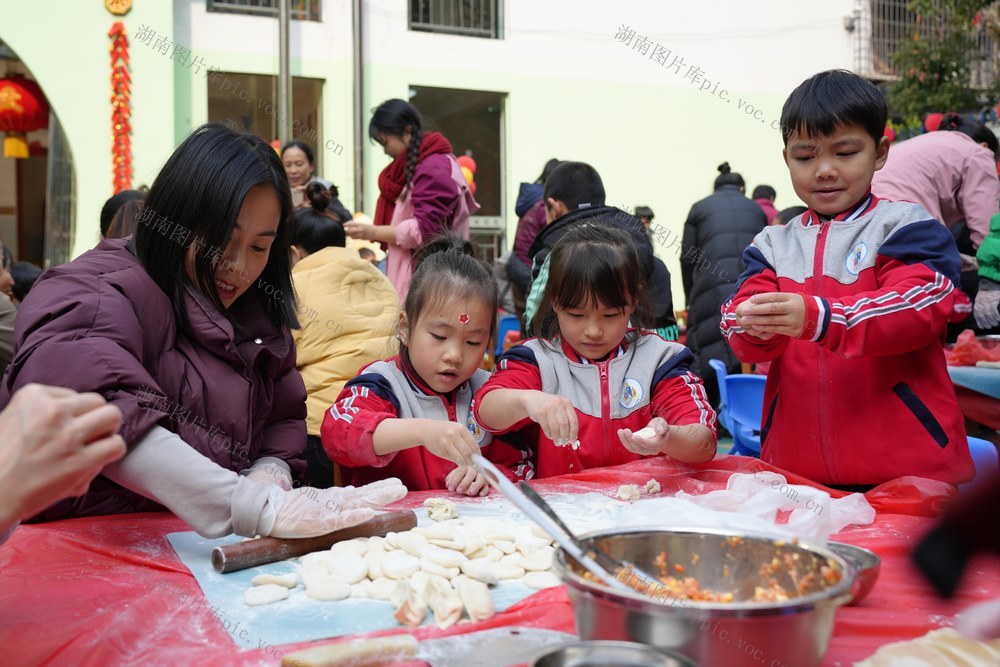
top-left (845, 242), bottom-right (867, 275)
top-left (621, 378), bottom-right (643, 409)
top-left (467, 411), bottom-right (490, 446)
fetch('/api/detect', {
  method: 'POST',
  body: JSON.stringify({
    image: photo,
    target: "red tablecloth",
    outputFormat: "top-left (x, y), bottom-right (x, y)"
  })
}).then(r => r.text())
top-left (1, 456), bottom-right (997, 667)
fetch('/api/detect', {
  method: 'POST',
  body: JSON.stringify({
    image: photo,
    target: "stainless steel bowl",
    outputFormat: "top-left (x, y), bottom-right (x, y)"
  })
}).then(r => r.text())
top-left (532, 640), bottom-right (699, 667)
top-left (554, 528), bottom-right (853, 667)
top-left (827, 541), bottom-right (880, 605)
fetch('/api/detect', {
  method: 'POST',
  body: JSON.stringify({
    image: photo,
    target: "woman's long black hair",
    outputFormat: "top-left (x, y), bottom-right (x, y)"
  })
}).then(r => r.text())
top-left (135, 122), bottom-right (299, 330)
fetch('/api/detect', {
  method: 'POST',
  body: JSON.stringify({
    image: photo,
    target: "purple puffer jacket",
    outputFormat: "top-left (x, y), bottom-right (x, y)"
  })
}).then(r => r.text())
top-left (0, 238), bottom-right (307, 520)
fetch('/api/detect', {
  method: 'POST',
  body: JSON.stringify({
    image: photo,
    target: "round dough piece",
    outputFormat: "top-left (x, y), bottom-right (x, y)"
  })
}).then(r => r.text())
top-left (523, 571), bottom-right (562, 590)
top-left (364, 577), bottom-right (398, 601)
top-left (244, 583), bottom-right (290, 606)
top-left (251, 573), bottom-right (298, 588)
top-left (330, 538), bottom-right (370, 556)
top-left (305, 579), bottom-right (351, 601)
top-left (514, 548), bottom-right (554, 572)
top-left (423, 546), bottom-right (467, 569)
top-left (382, 550), bottom-right (421, 580)
top-left (327, 552), bottom-right (368, 584)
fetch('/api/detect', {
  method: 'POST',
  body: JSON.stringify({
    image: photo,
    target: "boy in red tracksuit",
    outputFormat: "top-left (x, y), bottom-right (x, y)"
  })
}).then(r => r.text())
top-left (721, 69), bottom-right (973, 487)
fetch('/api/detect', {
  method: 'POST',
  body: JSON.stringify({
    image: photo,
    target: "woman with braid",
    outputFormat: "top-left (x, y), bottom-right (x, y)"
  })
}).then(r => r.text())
top-left (345, 99), bottom-right (479, 300)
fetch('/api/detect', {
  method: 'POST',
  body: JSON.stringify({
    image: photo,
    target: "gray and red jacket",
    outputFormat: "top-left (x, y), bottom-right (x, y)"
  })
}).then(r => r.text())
top-left (721, 194), bottom-right (973, 486)
top-left (321, 357), bottom-right (532, 490)
top-left (475, 332), bottom-right (716, 478)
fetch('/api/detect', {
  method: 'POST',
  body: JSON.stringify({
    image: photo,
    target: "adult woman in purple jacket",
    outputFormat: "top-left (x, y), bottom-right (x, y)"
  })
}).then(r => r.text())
top-left (0, 124), bottom-right (405, 538)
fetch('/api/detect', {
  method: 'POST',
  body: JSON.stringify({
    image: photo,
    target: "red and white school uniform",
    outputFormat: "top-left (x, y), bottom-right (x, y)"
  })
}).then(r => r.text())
top-left (475, 332), bottom-right (716, 478)
top-left (321, 356), bottom-right (532, 490)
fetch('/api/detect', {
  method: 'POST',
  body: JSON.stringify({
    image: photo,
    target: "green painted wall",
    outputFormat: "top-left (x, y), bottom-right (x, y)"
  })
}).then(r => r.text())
top-left (364, 65), bottom-right (797, 308)
top-left (1, 0), bottom-right (178, 258)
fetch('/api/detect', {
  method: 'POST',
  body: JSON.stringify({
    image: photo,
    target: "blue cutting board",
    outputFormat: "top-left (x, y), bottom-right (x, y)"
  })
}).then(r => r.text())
top-left (164, 492), bottom-right (620, 649)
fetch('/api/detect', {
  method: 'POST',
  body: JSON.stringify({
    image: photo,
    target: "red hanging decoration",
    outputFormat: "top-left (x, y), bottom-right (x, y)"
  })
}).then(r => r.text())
top-left (109, 21), bottom-right (132, 193)
top-left (0, 75), bottom-right (50, 158)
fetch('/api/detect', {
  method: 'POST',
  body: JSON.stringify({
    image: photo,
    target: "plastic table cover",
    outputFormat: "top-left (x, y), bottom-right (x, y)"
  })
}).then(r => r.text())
top-left (1, 455), bottom-right (997, 667)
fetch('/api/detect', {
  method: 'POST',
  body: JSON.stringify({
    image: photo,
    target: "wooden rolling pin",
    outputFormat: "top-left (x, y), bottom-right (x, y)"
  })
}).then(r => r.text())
top-left (211, 510), bottom-right (417, 573)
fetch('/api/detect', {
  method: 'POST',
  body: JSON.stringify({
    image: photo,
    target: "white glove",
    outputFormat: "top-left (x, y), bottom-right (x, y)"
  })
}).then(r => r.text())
top-left (956, 597), bottom-right (1000, 640)
top-left (261, 478), bottom-right (408, 539)
top-left (242, 457), bottom-right (293, 491)
top-left (974, 282), bottom-right (1000, 329)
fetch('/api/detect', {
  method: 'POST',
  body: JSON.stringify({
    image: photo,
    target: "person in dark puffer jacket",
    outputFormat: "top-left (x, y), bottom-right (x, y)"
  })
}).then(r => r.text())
top-left (523, 162), bottom-right (675, 338)
top-left (681, 162), bottom-right (767, 407)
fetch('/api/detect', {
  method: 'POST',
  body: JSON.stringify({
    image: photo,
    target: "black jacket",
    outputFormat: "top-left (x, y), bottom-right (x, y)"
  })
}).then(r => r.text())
top-left (524, 205), bottom-right (673, 332)
top-left (681, 185), bottom-right (766, 385)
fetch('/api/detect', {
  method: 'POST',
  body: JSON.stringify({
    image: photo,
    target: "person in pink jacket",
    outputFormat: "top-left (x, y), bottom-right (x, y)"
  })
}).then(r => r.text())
top-left (346, 99), bottom-right (478, 301)
top-left (871, 113), bottom-right (1000, 251)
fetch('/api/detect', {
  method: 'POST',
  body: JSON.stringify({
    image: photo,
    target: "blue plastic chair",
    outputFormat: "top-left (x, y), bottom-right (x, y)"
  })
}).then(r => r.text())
top-left (496, 313), bottom-right (520, 357)
top-left (724, 375), bottom-right (767, 457)
top-left (960, 437), bottom-right (999, 493)
top-left (707, 359), bottom-right (732, 434)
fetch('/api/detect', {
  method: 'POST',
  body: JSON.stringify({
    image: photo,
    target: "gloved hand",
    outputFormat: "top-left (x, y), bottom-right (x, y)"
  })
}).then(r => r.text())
top-left (242, 457), bottom-right (293, 491)
top-left (956, 597), bottom-right (1000, 640)
top-left (974, 280), bottom-right (1000, 329)
top-left (263, 477), bottom-right (408, 539)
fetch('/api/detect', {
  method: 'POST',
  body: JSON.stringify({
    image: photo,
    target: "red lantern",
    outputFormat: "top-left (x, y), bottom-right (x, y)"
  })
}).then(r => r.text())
top-left (0, 75), bottom-right (49, 159)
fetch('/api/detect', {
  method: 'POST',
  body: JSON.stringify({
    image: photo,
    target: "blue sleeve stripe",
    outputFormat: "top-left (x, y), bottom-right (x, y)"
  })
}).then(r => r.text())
top-left (496, 344), bottom-right (539, 369)
top-left (724, 245), bottom-right (774, 306)
top-left (652, 346), bottom-right (696, 385)
top-left (344, 373), bottom-right (401, 412)
top-left (879, 218), bottom-right (962, 286)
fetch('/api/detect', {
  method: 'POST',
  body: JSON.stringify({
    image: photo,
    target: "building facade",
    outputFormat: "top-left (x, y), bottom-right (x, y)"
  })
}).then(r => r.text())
top-left (2, 0), bottom-right (864, 303)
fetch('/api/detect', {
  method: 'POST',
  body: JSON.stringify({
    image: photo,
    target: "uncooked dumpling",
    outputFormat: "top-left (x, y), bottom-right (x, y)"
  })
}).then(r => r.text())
top-left (424, 497), bottom-right (459, 522)
top-left (244, 583), bottom-right (289, 606)
top-left (456, 576), bottom-right (495, 622)
top-left (349, 583), bottom-right (369, 598)
top-left (251, 573), bottom-right (298, 588)
top-left (393, 580), bottom-right (427, 626)
top-left (425, 576), bottom-right (463, 629)
top-left (643, 478), bottom-right (661, 495)
top-left (616, 484), bottom-right (641, 501)
top-left (523, 571), bottom-right (562, 590)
